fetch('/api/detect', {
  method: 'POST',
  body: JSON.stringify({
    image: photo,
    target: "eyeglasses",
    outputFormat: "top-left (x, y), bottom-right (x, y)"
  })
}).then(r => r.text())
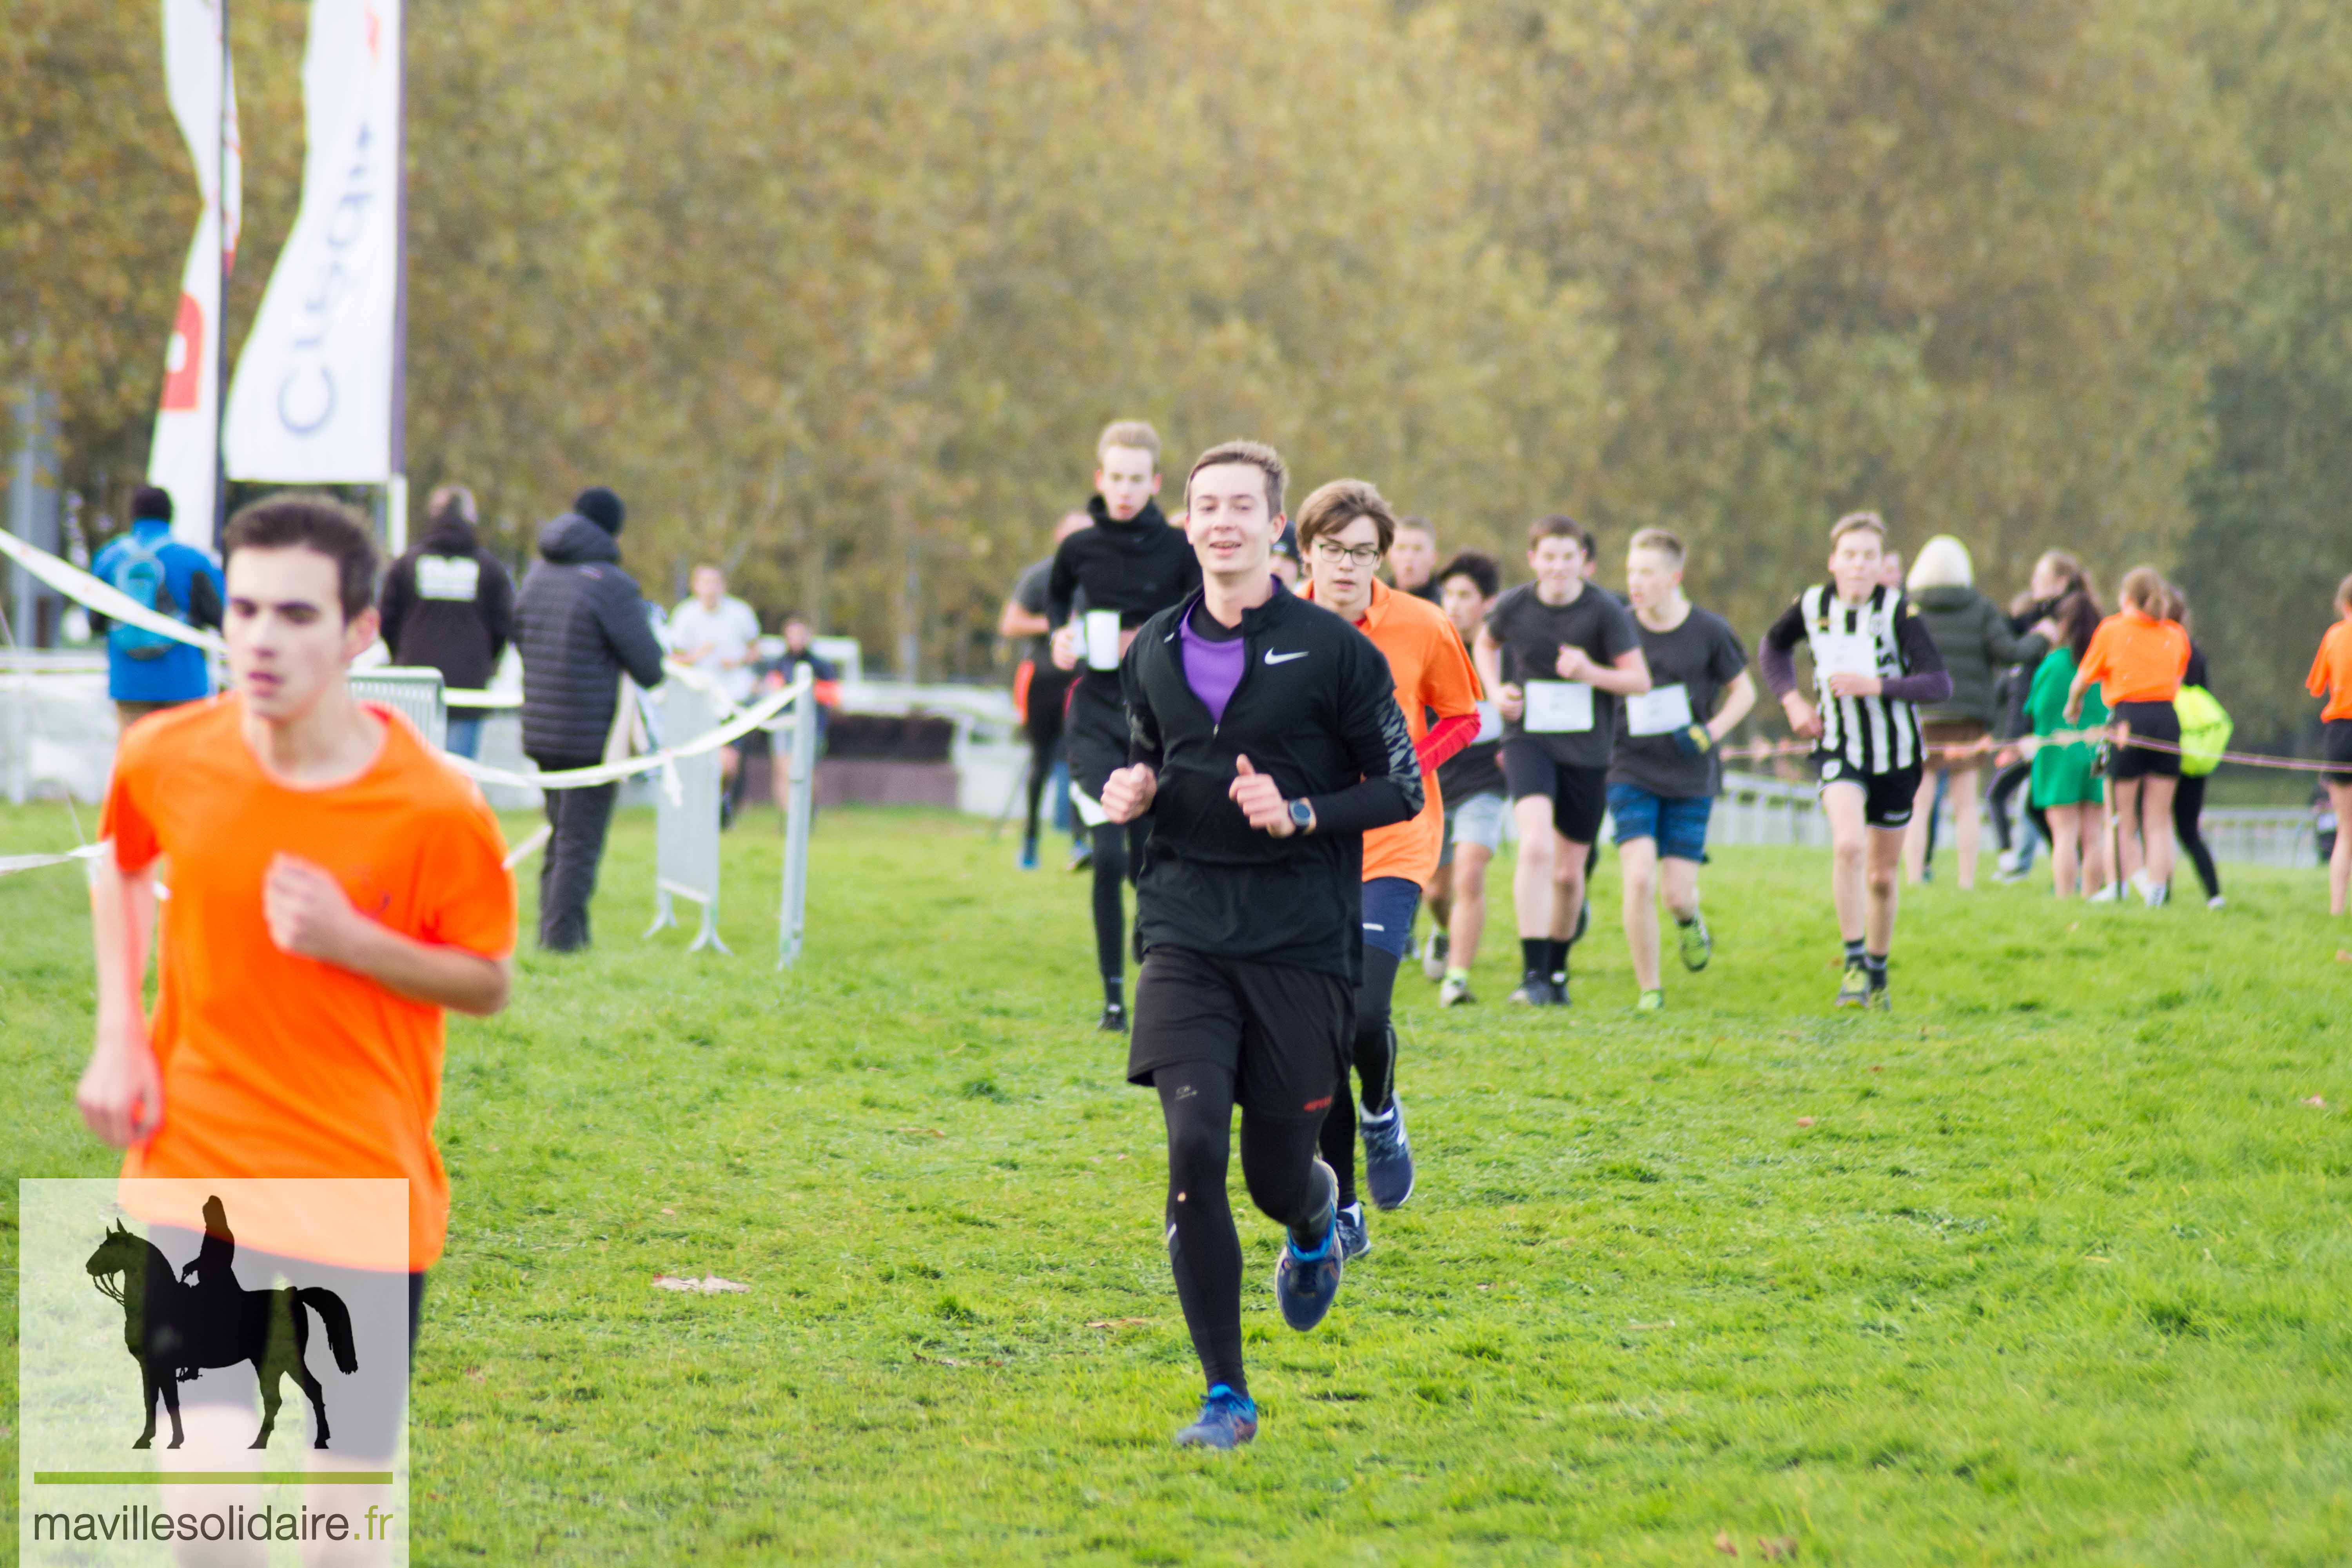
top-left (1311, 541), bottom-right (1385, 568)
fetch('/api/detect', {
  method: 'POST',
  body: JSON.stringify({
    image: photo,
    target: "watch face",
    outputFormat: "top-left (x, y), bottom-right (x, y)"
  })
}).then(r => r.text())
top-left (1289, 799), bottom-right (1313, 827)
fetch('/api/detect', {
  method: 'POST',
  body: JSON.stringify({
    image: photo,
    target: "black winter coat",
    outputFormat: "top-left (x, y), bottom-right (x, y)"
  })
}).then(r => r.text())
top-left (1910, 584), bottom-right (2049, 729)
top-left (513, 514), bottom-right (668, 763)
top-left (379, 518), bottom-right (515, 690)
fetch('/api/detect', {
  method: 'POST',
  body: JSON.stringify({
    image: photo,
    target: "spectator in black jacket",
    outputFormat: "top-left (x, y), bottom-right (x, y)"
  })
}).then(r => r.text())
top-left (379, 483), bottom-right (515, 758)
top-left (513, 486), bottom-right (668, 951)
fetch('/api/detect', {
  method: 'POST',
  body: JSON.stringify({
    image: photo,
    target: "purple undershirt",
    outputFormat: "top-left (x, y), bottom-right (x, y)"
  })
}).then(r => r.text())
top-left (1181, 598), bottom-right (1250, 724)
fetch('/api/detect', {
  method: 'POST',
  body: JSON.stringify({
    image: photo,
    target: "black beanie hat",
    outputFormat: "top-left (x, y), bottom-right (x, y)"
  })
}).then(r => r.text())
top-left (574, 486), bottom-right (626, 535)
top-left (130, 485), bottom-right (174, 524)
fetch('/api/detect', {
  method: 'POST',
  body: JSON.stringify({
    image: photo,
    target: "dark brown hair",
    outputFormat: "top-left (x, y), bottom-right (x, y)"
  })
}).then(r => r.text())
top-left (2055, 587), bottom-right (2104, 662)
top-left (1294, 479), bottom-right (1398, 556)
top-left (1528, 514), bottom-right (1594, 556)
top-left (222, 492), bottom-right (379, 622)
top-left (1435, 550), bottom-right (1501, 599)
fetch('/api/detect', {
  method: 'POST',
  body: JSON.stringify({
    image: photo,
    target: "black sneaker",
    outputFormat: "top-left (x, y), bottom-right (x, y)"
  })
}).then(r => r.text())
top-left (1507, 971), bottom-right (1553, 1005)
top-left (1098, 1001), bottom-right (1128, 1033)
top-left (1067, 841), bottom-right (1093, 873)
top-left (1549, 971), bottom-right (1572, 1009)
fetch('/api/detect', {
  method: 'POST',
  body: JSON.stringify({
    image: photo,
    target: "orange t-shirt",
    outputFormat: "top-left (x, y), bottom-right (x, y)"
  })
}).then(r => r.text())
top-left (2308, 619), bottom-right (2352, 722)
top-left (2077, 610), bottom-right (2189, 707)
top-left (1307, 579), bottom-right (1484, 885)
top-left (102, 695), bottom-right (517, 1271)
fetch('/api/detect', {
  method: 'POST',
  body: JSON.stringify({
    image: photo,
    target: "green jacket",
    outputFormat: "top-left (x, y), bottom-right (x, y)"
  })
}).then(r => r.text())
top-left (1910, 584), bottom-right (2049, 728)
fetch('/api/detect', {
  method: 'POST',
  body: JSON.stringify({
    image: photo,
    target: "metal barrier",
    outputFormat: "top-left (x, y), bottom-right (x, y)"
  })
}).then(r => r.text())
top-left (646, 679), bottom-right (728, 953)
top-left (350, 667), bottom-right (447, 752)
top-left (1713, 770), bottom-right (1832, 849)
top-left (777, 670), bottom-right (819, 967)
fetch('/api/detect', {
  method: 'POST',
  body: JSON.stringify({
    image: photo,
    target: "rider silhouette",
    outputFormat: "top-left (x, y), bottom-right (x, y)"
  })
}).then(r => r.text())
top-left (176, 1195), bottom-right (238, 1381)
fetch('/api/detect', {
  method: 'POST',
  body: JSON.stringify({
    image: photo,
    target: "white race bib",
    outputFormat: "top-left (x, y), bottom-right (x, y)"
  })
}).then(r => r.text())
top-left (1084, 610), bottom-right (1123, 671)
top-left (1625, 682), bottom-right (1695, 737)
top-left (1811, 630), bottom-right (1878, 681)
top-left (1473, 699), bottom-right (1502, 744)
top-left (416, 555), bottom-right (481, 602)
top-left (1523, 680), bottom-right (1594, 734)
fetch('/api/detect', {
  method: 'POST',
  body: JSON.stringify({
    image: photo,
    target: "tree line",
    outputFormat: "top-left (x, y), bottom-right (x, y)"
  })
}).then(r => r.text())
top-left (5, 0), bottom-right (2345, 744)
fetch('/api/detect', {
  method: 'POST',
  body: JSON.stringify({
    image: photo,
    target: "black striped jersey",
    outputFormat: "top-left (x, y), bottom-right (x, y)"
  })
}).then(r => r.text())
top-left (1762, 584), bottom-right (1945, 775)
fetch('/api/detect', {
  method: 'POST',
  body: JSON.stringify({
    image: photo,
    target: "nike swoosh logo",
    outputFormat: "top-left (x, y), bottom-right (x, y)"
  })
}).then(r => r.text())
top-left (1264, 650), bottom-right (1308, 665)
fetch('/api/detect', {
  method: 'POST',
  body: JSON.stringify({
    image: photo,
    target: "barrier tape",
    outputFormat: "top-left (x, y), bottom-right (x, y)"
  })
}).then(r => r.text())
top-left (440, 674), bottom-right (806, 791)
top-left (0, 526), bottom-right (227, 655)
top-left (0, 844), bottom-right (105, 879)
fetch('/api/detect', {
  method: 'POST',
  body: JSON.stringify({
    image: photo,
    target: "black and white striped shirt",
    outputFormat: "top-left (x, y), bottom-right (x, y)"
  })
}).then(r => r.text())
top-left (1761, 584), bottom-right (1949, 775)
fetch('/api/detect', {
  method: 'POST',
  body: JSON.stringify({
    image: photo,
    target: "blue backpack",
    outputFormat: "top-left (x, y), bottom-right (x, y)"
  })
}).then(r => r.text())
top-left (106, 533), bottom-right (187, 661)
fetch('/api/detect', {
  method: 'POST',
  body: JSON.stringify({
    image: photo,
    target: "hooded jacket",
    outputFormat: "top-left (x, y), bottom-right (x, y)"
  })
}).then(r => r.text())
top-left (1909, 584), bottom-right (2049, 729)
top-left (1045, 497), bottom-right (1200, 717)
top-left (512, 514), bottom-right (668, 763)
top-left (379, 516), bottom-right (515, 691)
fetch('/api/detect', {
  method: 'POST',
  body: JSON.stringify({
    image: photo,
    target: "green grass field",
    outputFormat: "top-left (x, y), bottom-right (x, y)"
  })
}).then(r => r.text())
top-left (5, 801), bottom-right (2350, 1564)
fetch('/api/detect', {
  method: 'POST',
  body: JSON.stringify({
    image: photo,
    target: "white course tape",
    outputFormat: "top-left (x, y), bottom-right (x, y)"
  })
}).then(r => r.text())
top-left (0, 843), bottom-right (107, 878)
top-left (0, 528), bottom-right (226, 655)
top-left (441, 674), bottom-right (807, 792)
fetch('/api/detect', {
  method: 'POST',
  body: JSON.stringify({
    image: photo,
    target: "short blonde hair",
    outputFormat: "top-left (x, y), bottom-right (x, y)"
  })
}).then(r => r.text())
top-left (1096, 420), bottom-right (1161, 468)
top-left (1907, 534), bottom-right (1973, 590)
top-left (2118, 565), bottom-right (2167, 615)
top-left (1295, 479), bottom-right (1398, 555)
top-left (1185, 439), bottom-right (1287, 518)
top-left (1830, 510), bottom-right (1886, 546)
top-left (1627, 527), bottom-right (1684, 564)
top-left (2336, 572), bottom-right (2352, 611)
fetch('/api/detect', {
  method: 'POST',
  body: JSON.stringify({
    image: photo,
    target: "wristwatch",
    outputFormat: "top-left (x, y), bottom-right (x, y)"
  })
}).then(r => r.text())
top-left (1287, 798), bottom-right (1315, 834)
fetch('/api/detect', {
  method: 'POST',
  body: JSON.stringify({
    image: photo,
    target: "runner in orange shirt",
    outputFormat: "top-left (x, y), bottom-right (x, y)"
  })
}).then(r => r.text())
top-left (77, 494), bottom-right (516, 1477)
top-left (2065, 566), bottom-right (2191, 906)
top-left (2307, 572), bottom-right (2352, 916)
top-left (1298, 480), bottom-right (1482, 1257)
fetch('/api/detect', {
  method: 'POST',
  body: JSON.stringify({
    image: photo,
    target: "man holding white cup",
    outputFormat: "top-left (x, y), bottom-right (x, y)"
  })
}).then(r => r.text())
top-left (1047, 420), bottom-right (1201, 1032)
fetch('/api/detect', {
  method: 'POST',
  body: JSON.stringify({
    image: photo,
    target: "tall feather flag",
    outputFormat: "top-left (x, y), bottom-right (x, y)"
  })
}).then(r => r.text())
top-left (146, 0), bottom-right (242, 549)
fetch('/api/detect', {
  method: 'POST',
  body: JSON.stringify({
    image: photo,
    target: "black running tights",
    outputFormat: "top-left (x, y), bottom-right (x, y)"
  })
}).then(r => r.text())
top-left (1091, 821), bottom-right (1141, 987)
top-left (2172, 773), bottom-right (2220, 900)
top-left (1987, 760), bottom-right (2032, 852)
top-left (1156, 1061), bottom-right (1328, 1397)
top-left (1318, 943), bottom-right (1401, 1210)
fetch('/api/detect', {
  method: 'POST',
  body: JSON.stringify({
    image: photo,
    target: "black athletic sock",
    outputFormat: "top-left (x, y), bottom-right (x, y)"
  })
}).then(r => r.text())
top-left (1156, 1063), bottom-right (1247, 1397)
top-left (1546, 938), bottom-right (1570, 975)
top-left (1675, 911), bottom-right (1697, 929)
top-left (1102, 974), bottom-right (1123, 1010)
top-left (1521, 937), bottom-right (1549, 977)
top-left (1843, 937), bottom-right (1866, 965)
top-left (1865, 952), bottom-right (1888, 989)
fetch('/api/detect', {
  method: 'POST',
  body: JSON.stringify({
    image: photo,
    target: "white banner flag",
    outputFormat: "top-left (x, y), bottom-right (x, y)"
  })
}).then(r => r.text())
top-left (146, 0), bottom-right (242, 550)
top-left (223, 0), bottom-right (401, 485)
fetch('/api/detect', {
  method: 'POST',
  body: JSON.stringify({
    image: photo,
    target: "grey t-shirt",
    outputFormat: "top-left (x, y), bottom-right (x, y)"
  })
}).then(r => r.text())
top-left (1011, 557), bottom-right (1054, 664)
top-left (1485, 581), bottom-right (1642, 769)
top-left (1608, 606), bottom-right (1748, 799)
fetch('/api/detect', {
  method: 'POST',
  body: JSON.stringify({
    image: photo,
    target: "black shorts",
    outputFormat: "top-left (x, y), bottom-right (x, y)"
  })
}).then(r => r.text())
top-left (1815, 753), bottom-right (1923, 830)
top-left (1025, 664), bottom-right (1076, 752)
top-left (1499, 739), bottom-right (1608, 843)
top-left (1127, 947), bottom-right (1352, 1122)
top-left (1064, 684), bottom-right (1130, 798)
top-left (2324, 718), bottom-right (2352, 786)
top-left (733, 723), bottom-right (771, 758)
top-left (2109, 700), bottom-right (2182, 780)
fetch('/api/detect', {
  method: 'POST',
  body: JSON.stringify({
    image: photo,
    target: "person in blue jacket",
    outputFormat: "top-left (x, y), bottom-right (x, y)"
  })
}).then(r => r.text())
top-left (88, 486), bottom-right (225, 729)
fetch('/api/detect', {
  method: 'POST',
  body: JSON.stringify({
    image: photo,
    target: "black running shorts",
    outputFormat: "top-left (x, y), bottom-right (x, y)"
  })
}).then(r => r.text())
top-left (2108, 700), bottom-right (2182, 780)
top-left (1815, 753), bottom-right (1922, 830)
top-left (2326, 718), bottom-right (2352, 786)
top-left (1127, 947), bottom-right (1352, 1122)
top-left (1499, 739), bottom-right (1608, 843)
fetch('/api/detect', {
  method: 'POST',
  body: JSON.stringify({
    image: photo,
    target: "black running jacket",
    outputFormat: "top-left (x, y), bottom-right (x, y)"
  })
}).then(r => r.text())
top-left (1122, 582), bottom-right (1422, 979)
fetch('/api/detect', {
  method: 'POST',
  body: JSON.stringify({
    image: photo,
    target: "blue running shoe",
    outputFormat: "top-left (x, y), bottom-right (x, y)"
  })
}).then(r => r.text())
top-left (1174, 1384), bottom-right (1258, 1449)
top-left (1274, 1160), bottom-right (1344, 1331)
top-left (1360, 1101), bottom-right (1415, 1211)
top-left (1019, 833), bottom-right (1040, 871)
top-left (1334, 1202), bottom-right (1370, 1261)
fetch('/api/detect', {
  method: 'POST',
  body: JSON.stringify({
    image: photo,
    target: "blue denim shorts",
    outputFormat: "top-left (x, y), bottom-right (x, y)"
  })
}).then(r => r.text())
top-left (1606, 783), bottom-right (1713, 862)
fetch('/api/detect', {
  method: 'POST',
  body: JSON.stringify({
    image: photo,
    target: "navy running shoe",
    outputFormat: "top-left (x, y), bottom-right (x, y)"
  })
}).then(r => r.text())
top-left (1274, 1160), bottom-right (1344, 1331)
top-left (1173, 1384), bottom-right (1258, 1449)
top-left (1360, 1102), bottom-right (1415, 1211)
top-left (1334, 1202), bottom-right (1370, 1261)
top-left (1099, 1001), bottom-right (1128, 1033)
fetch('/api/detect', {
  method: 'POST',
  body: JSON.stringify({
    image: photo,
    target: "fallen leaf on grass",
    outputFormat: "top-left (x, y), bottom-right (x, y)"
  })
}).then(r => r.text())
top-left (894, 1126), bottom-right (947, 1138)
top-left (1085, 1318), bottom-right (1152, 1329)
top-left (2304, 1096), bottom-right (2327, 1109)
top-left (912, 1349), bottom-right (962, 1366)
top-left (653, 1274), bottom-right (749, 1294)
top-left (1869, 1064), bottom-right (1884, 1073)
top-left (1795, 1116), bottom-right (1816, 1128)
top-left (659, 1207), bottom-right (677, 1216)
top-left (2336, 950), bottom-right (2351, 964)
top-left (1627, 1319), bottom-right (1675, 1331)
top-left (1715, 1530), bottom-right (1740, 1555)
top-left (1759, 1537), bottom-right (1798, 1560)
top-left (463, 1367), bottom-right (486, 1384)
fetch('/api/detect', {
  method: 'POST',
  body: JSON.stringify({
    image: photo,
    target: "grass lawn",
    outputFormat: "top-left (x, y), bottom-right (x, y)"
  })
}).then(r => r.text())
top-left (5, 800), bottom-right (2350, 1565)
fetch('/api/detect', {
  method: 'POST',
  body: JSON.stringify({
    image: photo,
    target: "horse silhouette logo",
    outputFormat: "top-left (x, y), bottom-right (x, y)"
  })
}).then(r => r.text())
top-left (83, 1195), bottom-right (359, 1451)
